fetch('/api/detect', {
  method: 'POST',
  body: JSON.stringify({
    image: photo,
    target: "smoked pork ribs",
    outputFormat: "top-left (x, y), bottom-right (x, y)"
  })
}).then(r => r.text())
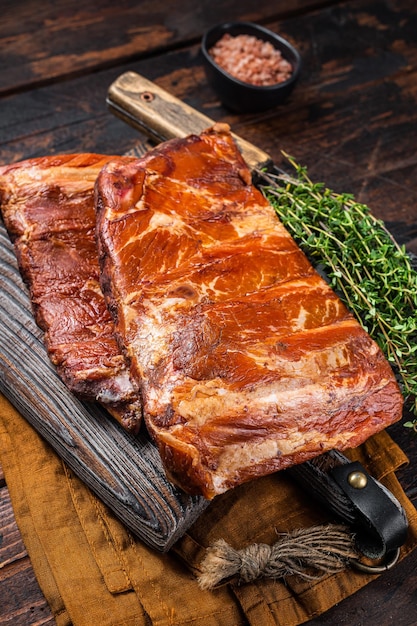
top-left (95, 124), bottom-right (403, 499)
top-left (0, 154), bottom-right (142, 433)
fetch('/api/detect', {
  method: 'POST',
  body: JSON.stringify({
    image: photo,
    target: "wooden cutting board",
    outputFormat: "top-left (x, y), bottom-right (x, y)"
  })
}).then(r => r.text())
top-left (0, 222), bottom-right (209, 552)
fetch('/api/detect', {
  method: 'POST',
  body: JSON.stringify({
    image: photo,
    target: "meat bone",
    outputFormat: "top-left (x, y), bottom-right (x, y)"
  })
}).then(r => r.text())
top-left (107, 71), bottom-right (409, 570)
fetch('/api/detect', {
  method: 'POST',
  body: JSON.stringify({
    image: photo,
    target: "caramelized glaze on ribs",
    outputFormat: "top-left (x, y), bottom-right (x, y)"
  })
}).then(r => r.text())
top-left (95, 124), bottom-right (403, 498)
top-left (0, 154), bottom-right (142, 433)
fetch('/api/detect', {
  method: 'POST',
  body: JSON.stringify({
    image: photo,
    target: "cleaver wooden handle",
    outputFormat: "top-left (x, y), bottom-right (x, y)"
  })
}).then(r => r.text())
top-left (107, 71), bottom-right (273, 171)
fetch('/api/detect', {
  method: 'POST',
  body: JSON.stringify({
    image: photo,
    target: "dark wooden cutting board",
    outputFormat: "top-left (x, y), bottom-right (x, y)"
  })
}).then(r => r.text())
top-left (0, 222), bottom-right (209, 552)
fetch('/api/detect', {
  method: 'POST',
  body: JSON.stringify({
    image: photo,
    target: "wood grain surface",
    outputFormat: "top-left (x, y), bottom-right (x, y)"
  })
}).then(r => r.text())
top-left (0, 0), bottom-right (324, 95)
top-left (1, 0), bottom-right (417, 624)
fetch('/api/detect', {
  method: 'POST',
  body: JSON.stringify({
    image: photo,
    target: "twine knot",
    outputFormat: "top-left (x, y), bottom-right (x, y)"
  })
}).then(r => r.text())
top-left (198, 524), bottom-right (357, 590)
top-left (239, 542), bottom-right (273, 582)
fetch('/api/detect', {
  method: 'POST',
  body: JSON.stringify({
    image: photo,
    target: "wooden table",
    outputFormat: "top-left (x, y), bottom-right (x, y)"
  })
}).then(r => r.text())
top-left (1, 1), bottom-right (417, 623)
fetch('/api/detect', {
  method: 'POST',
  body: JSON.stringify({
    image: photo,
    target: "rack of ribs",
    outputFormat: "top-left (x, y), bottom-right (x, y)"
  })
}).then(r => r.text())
top-left (95, 124), bottom-right (403, 498)
top-left (0, 154), bottom-right (142, 433)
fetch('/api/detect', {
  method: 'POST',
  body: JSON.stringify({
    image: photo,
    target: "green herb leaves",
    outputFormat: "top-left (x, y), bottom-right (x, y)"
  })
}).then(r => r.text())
top-left (260, 157), bottom-right (417, 429)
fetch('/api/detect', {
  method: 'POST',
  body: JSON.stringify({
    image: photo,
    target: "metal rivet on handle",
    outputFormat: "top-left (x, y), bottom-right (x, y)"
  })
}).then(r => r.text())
top-left (347, 470), bottom-right (368, 489)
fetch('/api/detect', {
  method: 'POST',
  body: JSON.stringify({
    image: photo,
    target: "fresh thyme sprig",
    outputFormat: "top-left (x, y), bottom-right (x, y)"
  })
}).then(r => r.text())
top-left (258, 156), bottom-right (417, 431)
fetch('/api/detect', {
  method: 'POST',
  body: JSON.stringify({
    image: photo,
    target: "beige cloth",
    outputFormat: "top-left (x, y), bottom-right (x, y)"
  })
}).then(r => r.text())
top-left (1, 392), bottom-right (417, 626)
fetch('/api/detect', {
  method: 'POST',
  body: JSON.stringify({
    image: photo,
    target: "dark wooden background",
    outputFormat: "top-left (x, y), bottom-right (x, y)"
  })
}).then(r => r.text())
top-left (1, 0), bottom-right (417, 624)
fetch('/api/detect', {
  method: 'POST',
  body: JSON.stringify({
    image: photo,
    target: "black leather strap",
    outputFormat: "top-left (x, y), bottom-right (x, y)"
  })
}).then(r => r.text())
top-left (288, 451), bottom-right (409, 561)
top-left (330, 460), bottom-right (408, 559)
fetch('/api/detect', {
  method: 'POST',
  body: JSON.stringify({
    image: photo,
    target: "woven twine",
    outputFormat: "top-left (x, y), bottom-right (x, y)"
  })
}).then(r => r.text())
top-left (198, 524), bottom-right (358, 590)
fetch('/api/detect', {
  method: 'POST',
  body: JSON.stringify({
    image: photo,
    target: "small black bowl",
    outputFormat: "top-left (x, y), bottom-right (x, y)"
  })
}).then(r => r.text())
top-left (201, 21), bottom-right (301, 113)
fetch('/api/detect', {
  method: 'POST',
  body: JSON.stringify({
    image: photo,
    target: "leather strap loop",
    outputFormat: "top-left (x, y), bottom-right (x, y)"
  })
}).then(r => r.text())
top-left (288, 451), bottom-right (409, 561)
top-left (330, 461), bottom-right (408, 559)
